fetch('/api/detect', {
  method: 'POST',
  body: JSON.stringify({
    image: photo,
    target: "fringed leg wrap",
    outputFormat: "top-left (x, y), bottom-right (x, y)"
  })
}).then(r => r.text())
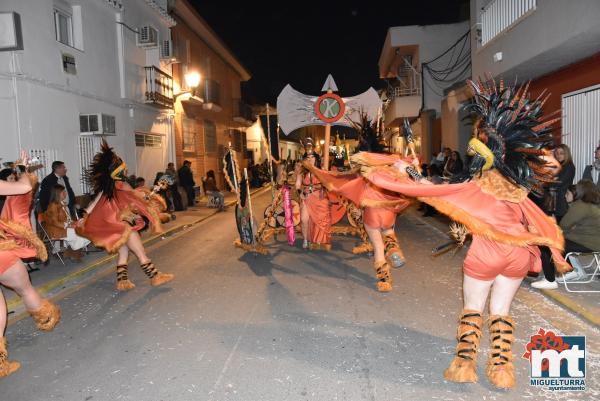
top-left (116, 264), bottom-right (135, 291)
top-left (140, 261), bottom-right (174, 287)
top-left (373, 261), bottom-right (393, 292)
top-left (352, 241), bottom-right (373, 254)
top-left (28, 299), bottom-right (61, 331)
top-left (486, 315), bottom-right (515, 388)
top-left (0, 337), bottom-right (20, 378)
top-left (384, 233), bottom-right (405, 268)
top-left (444, 310), bottom-right (482, 383)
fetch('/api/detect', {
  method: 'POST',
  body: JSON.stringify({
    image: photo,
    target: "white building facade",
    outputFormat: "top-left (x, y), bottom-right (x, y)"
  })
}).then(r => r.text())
top-left (0, 0), bottom-right (176, 195)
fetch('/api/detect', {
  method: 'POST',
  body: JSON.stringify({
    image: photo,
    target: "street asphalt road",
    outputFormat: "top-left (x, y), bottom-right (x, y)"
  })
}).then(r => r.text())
top-left (1, 190), bottom-right (598, 401)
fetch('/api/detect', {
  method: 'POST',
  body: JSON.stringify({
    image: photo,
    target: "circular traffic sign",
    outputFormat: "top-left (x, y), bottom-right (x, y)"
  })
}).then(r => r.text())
top-left (314, 93), bottom-right (345, 123)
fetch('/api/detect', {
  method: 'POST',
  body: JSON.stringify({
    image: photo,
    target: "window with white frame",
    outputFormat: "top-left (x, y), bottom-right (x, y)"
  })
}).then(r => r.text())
top-left (54, 8), bottom-right (73, 47)
top-left (135, 133), bottom-right (163, 148)
top-left (182, 117), bottom-right (196, 152)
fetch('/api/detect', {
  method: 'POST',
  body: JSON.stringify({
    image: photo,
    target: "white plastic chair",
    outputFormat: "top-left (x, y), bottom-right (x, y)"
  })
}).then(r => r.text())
top-left (562, 252), bottom-right (600, 293)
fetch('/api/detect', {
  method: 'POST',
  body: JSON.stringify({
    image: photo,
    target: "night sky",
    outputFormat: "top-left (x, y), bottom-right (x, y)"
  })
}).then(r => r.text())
top-left (192, 1), bottom-right (469, 105)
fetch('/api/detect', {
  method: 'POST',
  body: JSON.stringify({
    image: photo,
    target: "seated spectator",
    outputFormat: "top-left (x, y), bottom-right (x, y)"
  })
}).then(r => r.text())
top-left (532, 179), bottom-right (600, 288)
top-left (443, 151), bottom-right (463, 178)
top-left (42, 184), bottom-right (91, 261)
top-left (204, 170), bottom-right (225, 211)
top-left (39, 160), bottom-right (76, 216)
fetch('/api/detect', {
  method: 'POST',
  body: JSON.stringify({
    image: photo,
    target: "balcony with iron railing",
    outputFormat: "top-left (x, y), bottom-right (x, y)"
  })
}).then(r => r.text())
top-left (233, 99), bottom-right (254, 126)
top-left (144, 66), bottom-right (174, 109)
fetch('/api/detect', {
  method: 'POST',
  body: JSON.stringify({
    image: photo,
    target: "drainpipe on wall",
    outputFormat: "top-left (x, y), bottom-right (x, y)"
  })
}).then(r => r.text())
top-left (10, 51), bottom-right (23, 152)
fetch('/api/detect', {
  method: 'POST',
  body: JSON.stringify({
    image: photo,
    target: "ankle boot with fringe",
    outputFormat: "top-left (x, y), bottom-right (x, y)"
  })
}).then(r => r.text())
top-left (486, 315), bottom-right (515, 388)
top-left (116, 264), bottom-right (136, 291)
top-left (28, 299), bottom-right (61, 331)
top-left (0, 337), bottom-right (20, 378)
top-left (444, 310), bottom-right (483, 383)
top-left (140, 261), bottom-right (174, 287)
top-left (383, 233), bottom-right (405, 268)
top-left (373, 260), bottom-right (393, 292)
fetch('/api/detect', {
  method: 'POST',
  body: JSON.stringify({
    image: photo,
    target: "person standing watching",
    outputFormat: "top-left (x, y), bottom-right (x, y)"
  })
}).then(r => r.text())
top-left (548, 144), bottom-right (576, 223)
top-left (39, 161), bottom-right (76, 216)
top-left (178, 160), bottom-right (196, 207)
top-left (165, 162), bottom-right (183, 211)
top-left (582, 145), bottom-right (600, 189)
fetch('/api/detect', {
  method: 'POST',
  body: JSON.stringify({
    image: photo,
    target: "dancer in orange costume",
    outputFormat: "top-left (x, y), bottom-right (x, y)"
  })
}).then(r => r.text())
top-left (76, 141), bottom-right (174, 291)
top-left (304, 116), bottom-right (411, 292)
top-left (326, 78), bottom-right (569, 388)
top-left (0, 157), bottom-right (60, 378)
top-left (295, 139), bottom-right (331, 251)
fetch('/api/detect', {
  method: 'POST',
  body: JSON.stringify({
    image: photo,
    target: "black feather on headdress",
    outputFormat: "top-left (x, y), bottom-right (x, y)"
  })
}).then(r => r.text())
top-left (454, 75), bottom-right (558, 194)
top-left (351, 110), bottom-right (383, 153)
top-left (85, 140), bottom-right (124, 199)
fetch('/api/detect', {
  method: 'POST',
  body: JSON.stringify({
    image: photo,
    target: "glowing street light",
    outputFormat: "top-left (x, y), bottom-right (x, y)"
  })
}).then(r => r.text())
top-left (184, 71), bottom-right (201, 89)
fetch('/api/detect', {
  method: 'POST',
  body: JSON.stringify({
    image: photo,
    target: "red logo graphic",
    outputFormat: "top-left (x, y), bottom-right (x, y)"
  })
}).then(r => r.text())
top-left (314, 93), bottom-right (345, 123)
top-left (523, 328), bottom-right (570, 372)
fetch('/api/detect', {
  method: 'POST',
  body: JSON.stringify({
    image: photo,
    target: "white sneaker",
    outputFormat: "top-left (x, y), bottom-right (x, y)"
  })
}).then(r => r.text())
top-left (531, 278), bottom-right (558, 289)
top-left (302, 239), bottom-right (308, 249)
top-left (556, 270), bottom-right (584, 283)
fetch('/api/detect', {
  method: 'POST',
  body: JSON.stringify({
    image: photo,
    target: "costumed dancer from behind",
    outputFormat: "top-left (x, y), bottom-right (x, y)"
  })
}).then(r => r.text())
top-left (295, 138), bottom-right (332, 251)
top-left (76, 141), bottom-right (174, 291)
top-left (350, 77), bottom-right (569, 388)
top-left (0, 155), bottom-right (60, 378)
top-left (303, 114), bottom-right (411, 292)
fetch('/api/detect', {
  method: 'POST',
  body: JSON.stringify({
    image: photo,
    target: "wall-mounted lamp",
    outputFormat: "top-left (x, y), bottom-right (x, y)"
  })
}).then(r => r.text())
top-left (174, 71), bottom-right (202, 101)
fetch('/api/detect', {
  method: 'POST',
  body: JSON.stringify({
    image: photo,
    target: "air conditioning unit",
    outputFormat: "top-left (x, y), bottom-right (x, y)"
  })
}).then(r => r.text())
top-left (160, 40), bottom-right (179, 62)
top-left (79, 113), bottom-right (116, 136)
top-left (137, 26), bottom-right (158, 48)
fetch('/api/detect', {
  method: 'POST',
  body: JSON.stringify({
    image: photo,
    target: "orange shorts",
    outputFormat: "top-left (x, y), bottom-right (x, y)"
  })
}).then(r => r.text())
top-left (464, 236), bottom-right (540, 281)
top-left (0, 251), bottom-right (20, 275)
top-left (363, 207), bottom-right (396, 230)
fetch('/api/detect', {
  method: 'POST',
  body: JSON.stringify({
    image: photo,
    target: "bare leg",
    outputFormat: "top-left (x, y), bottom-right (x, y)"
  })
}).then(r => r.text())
top-left (126, 231), bottom-right (174, 286)
top-left (0, 289), bottom-right (6, 337)
top-left (489, 275), bottom-right (522, 315)
top-left (463, 274), bottom-right (494, 312)
top-left (365, 225), bottom-right (385, 263)
top-left (117, 244), bottom-right (130, 265)
top-left (0, 286), bottom-right (20, 377)
top-left (0, 260), bottom-right (60, 332)
top-left (0, 260), bottom-right (42, 312)
top-left (365, 224), bottom-right (392, 292)
top-left (125, 231), bottom-right (150, 264)
top-left (301, 203), bottom-right (310, 247)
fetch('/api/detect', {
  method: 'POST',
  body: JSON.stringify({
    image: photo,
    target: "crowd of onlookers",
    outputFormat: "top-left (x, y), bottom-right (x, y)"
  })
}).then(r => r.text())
top-left (1, 144), bottom-right (598, 288)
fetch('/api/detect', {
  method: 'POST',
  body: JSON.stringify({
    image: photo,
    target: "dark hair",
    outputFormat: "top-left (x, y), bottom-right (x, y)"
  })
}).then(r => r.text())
top-left (51, 161), bottom-right (65, 172)
top-left (302, 152), bottom-right (321, 169)
top-left (575, 179), bottom-right (600, 205)
top-left (136, 177), bottom-right (145, 184)
top-left (184, 160), bottom-right (191, 166)
top-left (0, 168), bottom-right (14, 181)
top-left (207, 170), bottom-right (215, 179)
top-left (49, 184), bottom-right (66, 204)
top-left (554, 144), bottom-right (573, 166)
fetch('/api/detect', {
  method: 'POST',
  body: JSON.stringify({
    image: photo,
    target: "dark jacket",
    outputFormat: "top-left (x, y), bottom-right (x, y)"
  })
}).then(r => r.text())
top-left (178, 165), bottom-right (195, 187)
top-left (39, 173), bottom-right (76, 214)
top-left (552, 162), bottom-right (575, 217)
top-left (582, 164), bottom-right (600, 189)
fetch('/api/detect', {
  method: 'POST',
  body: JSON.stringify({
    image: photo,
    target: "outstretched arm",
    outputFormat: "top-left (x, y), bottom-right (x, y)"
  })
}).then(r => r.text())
top-left (0, 173), bottom-right (32, 195)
